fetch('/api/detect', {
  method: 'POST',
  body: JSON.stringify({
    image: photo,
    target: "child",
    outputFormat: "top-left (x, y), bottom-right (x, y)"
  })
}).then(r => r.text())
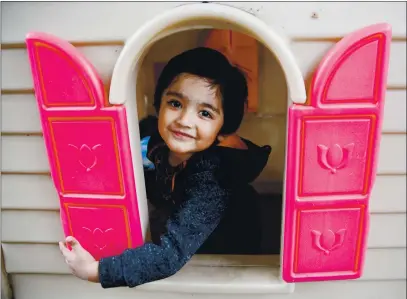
top-left (59, 47), bottom-right (272, 288)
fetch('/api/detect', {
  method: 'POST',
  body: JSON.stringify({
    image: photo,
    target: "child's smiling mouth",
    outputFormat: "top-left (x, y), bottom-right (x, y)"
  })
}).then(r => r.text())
top-left (170, 129), bottom-right (195, 140)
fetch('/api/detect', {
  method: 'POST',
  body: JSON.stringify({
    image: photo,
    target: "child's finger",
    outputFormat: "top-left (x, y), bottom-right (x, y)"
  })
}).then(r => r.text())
top-left (59, 241), bottom-right (73, 259)
top-left (65, 236), bottom-right (85, 252)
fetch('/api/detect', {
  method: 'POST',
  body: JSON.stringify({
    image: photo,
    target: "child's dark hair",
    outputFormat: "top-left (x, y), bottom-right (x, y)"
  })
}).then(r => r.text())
top-left (154, 47), bottom-right (248, 135)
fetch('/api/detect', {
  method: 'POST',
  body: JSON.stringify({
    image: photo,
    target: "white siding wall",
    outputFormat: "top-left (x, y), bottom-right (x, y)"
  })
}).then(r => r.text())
top-left (1, 2), bottom-right (406, 299)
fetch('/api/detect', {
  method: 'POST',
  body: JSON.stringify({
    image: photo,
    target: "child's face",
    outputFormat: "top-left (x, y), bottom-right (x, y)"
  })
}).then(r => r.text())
top-left (158, 73), bottom-right (224, 159)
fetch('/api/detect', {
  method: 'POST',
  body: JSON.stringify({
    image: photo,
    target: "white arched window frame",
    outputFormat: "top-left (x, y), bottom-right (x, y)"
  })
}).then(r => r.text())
top-left (109, 2), bottom-right (307, 245)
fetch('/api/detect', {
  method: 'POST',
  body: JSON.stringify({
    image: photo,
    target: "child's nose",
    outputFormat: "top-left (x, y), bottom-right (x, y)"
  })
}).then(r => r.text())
top-left (177, 110), bottom-right (194, 128)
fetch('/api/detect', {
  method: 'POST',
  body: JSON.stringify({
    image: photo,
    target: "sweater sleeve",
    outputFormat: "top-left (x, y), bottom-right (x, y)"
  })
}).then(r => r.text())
top-left (98, 163), bottom-right (230, 288)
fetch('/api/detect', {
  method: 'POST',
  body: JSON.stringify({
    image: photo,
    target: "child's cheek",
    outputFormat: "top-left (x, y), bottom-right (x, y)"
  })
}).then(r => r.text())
top-left (161, 107), bottom-right (177, 123)
top-left (200, 126), bottom-right (218, 146)
top-left (158, 107), bottom-right (171, 126)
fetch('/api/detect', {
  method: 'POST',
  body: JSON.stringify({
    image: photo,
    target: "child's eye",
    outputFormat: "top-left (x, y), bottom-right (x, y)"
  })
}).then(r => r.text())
top-left (167, 100), bottom-right (182, 109)
top-left (199, 110), bottom-right (213, 119)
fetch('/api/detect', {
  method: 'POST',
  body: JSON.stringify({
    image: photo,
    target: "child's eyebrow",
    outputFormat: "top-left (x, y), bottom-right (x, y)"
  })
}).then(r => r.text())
top-left (166, 91), bottom-right (184, 99)
top-left (165, 91), bottom-right (221, 115)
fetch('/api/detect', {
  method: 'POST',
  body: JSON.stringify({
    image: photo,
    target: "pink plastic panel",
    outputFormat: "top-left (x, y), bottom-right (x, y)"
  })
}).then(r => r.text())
top-left (49, 118), bottom-right (124, 195)
top-left (66, 204), bottom-right (131, 261)
top-left (294, 206), bottom-right (365, 274)
top-left (300, 116), bottom-right (374, 196)
top-left (25, 32), bottom-right (143, 260)
top-left (283, 23), bottom-right (392, 282)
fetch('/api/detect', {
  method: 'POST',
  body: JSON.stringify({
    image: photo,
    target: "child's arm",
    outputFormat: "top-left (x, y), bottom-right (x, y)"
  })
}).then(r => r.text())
top-left (60, 157), bottom-right (230, 288)
top-left (98, 163), bottom-right (229, 288)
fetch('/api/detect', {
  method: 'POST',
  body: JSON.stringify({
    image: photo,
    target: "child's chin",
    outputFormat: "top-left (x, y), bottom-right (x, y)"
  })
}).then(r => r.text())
top-left (167, 142), bottom-right (194, 155)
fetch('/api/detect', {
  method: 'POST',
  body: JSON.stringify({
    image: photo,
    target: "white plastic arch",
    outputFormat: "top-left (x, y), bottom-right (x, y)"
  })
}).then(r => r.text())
top-left (109, 2), bottom-right (306, 105)
top-left (107, 2), bottom-right (307, 237)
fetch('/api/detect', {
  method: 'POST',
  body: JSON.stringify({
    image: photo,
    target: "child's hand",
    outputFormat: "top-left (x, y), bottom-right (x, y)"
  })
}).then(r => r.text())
top-left (59, 236), bottom-right (99, 283)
